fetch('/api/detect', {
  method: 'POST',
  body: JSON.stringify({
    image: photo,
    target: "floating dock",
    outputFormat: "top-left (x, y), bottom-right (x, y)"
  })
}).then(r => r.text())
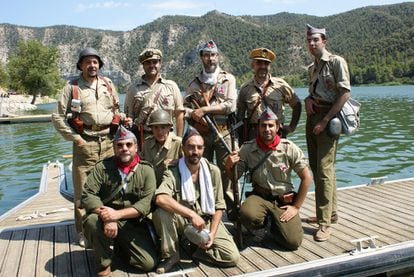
top-left (0, 114), bottom-right (52, 124)
top-left (0, 162), bottom-right (413, 276)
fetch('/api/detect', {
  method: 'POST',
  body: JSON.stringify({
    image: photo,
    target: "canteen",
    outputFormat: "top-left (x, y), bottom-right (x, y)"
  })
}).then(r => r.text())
top-left (328, 117), bottom-right (342, 136)
top-left (184, 224), bottom-right (210, 245)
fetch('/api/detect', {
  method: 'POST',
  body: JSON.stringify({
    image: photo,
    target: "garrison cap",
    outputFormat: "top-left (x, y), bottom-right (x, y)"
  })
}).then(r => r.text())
top-left (250, 48), bottom-right (276, 63)
top-left (182, 125), bottom-right (201, 145)
top-left (259, 107), bottom-right (278, 122)
top-left (199, 40), bottom-right (219, 54)
top-left (306, 24), bottom-right (326, 36)
top-left (139, 48), bottom-right (163, 64)
top-left (114, 125), bottom-right (136, 141)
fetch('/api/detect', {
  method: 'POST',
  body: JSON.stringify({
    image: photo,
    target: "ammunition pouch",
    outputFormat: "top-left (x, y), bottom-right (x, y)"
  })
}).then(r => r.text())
top-left (68, 115), bottom-right (84, 134)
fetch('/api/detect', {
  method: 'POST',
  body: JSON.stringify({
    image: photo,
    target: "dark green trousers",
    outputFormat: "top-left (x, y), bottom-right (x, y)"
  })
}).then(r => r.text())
top-left (306, 113), bottom-right (338, 226)
top-left (83, 214), bottom-right (158, 272)
top-left (240, 194), bottom-right (303, 250)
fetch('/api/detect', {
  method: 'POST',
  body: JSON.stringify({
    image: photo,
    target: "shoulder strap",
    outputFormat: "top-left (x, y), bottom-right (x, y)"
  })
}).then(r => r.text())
top-left (70, 79), bottom-right (79, 100)
top-left (98, 76), bottom-right (119, 111)
top-left (102, 163), bottom-right (140, 205)
top-left (250, 150), bottom-right (272, 175)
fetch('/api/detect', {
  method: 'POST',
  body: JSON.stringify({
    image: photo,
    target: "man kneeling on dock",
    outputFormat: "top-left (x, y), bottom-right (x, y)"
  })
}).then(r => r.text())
top-left (81, 125), bottom-right (158, 276)
top-left (226, 108), bottom-right (312, 250)
top-left (152, 126), bottom-right (240, 274)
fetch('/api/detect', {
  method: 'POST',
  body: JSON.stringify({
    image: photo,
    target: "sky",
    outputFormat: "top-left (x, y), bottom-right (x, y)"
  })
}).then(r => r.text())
top-left (0, 0), bottom-right (411, 31)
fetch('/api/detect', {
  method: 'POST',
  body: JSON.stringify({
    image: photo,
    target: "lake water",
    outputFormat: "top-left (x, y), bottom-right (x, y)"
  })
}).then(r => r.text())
top-left (0, 85), bottom-right (413, 215)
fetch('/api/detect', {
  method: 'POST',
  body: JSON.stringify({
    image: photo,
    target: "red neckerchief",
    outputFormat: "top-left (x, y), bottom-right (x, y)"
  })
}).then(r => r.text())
top-left (116, 154), bottom-right (140, 175)
top-left (256, 135), bottom-right (281, 152)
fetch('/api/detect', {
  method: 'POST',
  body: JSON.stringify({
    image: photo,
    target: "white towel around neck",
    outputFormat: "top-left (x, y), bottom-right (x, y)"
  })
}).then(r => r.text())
top-left (178, 157), bottom-right (215, 215)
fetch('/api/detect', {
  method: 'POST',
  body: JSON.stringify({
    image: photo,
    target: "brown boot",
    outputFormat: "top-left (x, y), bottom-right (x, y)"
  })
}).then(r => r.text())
top-left (156, 252), bottom-right (180, 274)
top-left (314, 225), bottom-right (331, 242)
top-left (97, 265), bottom-right (111, 277)
top-left (306, 213), bottom-right (338, 224)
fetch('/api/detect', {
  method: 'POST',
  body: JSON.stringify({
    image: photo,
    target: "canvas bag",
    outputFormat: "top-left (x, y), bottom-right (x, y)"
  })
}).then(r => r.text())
top-left (337, 97), bottom-right (361, 135)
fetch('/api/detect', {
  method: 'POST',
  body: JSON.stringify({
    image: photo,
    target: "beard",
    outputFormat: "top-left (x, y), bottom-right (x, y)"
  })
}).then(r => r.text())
top-left (186, 154), bottom-right (201, 165)
top-left (117, 153), bottom-right (134, 165)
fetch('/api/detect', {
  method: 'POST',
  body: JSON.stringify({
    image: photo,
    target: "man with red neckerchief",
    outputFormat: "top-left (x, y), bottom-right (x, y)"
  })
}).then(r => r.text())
top-left (226, 108), bottom-right (311, 250)
top-left (81, 125), bottom-right (158, 276)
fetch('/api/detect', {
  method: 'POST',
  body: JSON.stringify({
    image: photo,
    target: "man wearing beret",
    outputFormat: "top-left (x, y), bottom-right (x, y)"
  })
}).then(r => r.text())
top-left (124, 48), bottom-right (185, 147)
top-left (81, 125), bottom-right (158, 276)
top-left (226, 108), bottom-right (311, 250)
top-left (304, 24), bottom-right (351, 242)
top-left (237, 47), bottom-right (301, 142)
top-left (184, 40), bottom-right (238, 215)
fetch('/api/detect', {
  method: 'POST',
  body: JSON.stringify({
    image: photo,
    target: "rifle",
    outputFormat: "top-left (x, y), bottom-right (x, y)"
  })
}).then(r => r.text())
top-left (228, 112), bottom-right (243, 248)
top-left (190, 98), bottom-right (231, 153)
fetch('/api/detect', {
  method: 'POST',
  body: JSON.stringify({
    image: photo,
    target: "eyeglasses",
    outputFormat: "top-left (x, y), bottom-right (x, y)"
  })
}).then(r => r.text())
top-left (116, 142), bottom-right (135, 148)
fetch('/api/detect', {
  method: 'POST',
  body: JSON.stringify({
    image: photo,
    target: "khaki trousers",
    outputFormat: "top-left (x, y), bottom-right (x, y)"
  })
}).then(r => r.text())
top-left (72, 135), bottom-right (113, 233)
top-left (83, 213), bottom-right (158, 271)
top-left (306, 113), bottom-right (338, 226)
top-left (152, 208), bottom-right (240, 266)
top-left (240, 194), bottom-right (303, 250)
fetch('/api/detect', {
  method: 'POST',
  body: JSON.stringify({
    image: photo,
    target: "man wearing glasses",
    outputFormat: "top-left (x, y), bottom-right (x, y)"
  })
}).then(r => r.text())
top-left (81, 125), bottom-right (158, 276)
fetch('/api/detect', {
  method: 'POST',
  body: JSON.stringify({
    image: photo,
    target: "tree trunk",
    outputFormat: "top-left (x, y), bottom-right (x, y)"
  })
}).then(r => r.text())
top-left (31, 94), bottom-right (36, 105)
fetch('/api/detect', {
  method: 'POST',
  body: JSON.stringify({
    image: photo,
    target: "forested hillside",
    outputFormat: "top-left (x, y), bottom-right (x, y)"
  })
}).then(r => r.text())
top-left (0, 2), bottom-right (412, 91)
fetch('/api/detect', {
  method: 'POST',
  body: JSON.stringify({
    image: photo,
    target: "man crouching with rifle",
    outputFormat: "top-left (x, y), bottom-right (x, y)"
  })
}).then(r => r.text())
top-left (225, 108), bottom-right (312, 250)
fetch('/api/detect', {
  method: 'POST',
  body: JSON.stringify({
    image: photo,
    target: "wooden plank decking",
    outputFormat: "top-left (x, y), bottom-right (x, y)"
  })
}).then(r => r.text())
top-left (0, 162), bottom-right (413, 276)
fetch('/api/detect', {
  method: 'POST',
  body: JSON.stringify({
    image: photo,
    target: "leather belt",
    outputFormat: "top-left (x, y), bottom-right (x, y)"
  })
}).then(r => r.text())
top-left (84, 124), bottom-right (110, 131)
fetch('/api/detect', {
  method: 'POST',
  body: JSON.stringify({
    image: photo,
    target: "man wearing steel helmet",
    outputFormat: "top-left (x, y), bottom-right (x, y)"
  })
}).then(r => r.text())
top-left (184, 40), bottom-right (237, 216)
top-left (81, 125), bottom-right (158, 276)
top-left (304, 24), bottom-right (351, 242)
top-left (237, 48), bottom-right (301, 142)
top-left (140, 109), bottom-right (183, 185)
top-left (52, 47), bottom-right (127, 247)
top-left (124, 48), bottom-right (185, 147)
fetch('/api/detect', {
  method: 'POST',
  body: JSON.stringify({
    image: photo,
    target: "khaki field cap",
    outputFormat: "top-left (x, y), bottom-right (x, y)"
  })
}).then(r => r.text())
top-left (250, 48), bottom-right (276, 63)
top-left (306, 24), bottom-right (326, 36)
top-left (139, 48), bottom-right (163, 64)
top-left (199, 40), bottom-right (219, 54)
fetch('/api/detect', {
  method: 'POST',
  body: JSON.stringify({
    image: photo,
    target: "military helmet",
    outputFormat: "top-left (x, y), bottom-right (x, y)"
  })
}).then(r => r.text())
top-left (77, 47), bottom-right (104, 70)
top-left (148, 109), bottom-right (173, 126)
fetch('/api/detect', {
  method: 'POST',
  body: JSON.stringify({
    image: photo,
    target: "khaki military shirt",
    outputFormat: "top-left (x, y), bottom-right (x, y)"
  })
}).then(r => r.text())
top-left (237, 139), bottom-right (308, 196)
top-left (155, 158), bottom-right (226, 214)
top-left (140, 132), bottom-right (182, 185)
top-left (124, 76), bottom-right (184, 127)
top-left (185, 69), bottom-right (237, 125)
top-left (237, 76), bottom-right (296, 124)
top-left (81, 158), bottom-right (156, 217)
top-left (308, 49), bottom-right (351, 103)
top-left (52, 75), bottom-right (119, 141)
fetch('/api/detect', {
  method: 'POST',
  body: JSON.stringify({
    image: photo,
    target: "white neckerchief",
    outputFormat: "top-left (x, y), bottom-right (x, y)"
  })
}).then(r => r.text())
top-left (178, 157), bottom-right (215, 215)
top-left (200, 66), bottom-right (220, 85)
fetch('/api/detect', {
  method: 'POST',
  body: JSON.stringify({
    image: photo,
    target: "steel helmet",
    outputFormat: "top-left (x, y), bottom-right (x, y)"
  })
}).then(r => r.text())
top-left (77, 47), bottom-right (104, 70)
top-left (148, 109), bottom-right (173, 126)
top-left (328, 117), bottom-right (342, 136)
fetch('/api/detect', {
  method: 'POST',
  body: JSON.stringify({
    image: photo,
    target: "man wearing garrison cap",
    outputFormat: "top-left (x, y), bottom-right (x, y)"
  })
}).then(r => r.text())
top-left (184, 40), bottom-right (238, 215)
top-left (237, 47), bottom-right (302, 143)
top-left (304, 24), bottom-right (351, 242)
top-left (81, 125), bottom-right (158, 275)
top-left (124, 47), bottom-right (185, 146)
top-left (226, 107), bottom-right (311, 250)
top-left (152, 125), bottom-right (240, 274)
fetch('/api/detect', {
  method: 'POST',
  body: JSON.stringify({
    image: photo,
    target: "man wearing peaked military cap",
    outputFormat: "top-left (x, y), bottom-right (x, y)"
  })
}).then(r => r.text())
top-left (250, 48), bottom-right (276, 63)
top-left (124, 46), bottom-right (185, 147)
top-left (138, 48), bottom-right (163, 64)
top-left (304, 23), bottom-right (351, 242)
top-left (81, 124), bottom-right (158, 275)
top-left (237, 46), bottom-right (302, 143)
top-left (184, 39), bottom-right (238, 216)
top-left (225, 106), bottom-right (311, 251)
